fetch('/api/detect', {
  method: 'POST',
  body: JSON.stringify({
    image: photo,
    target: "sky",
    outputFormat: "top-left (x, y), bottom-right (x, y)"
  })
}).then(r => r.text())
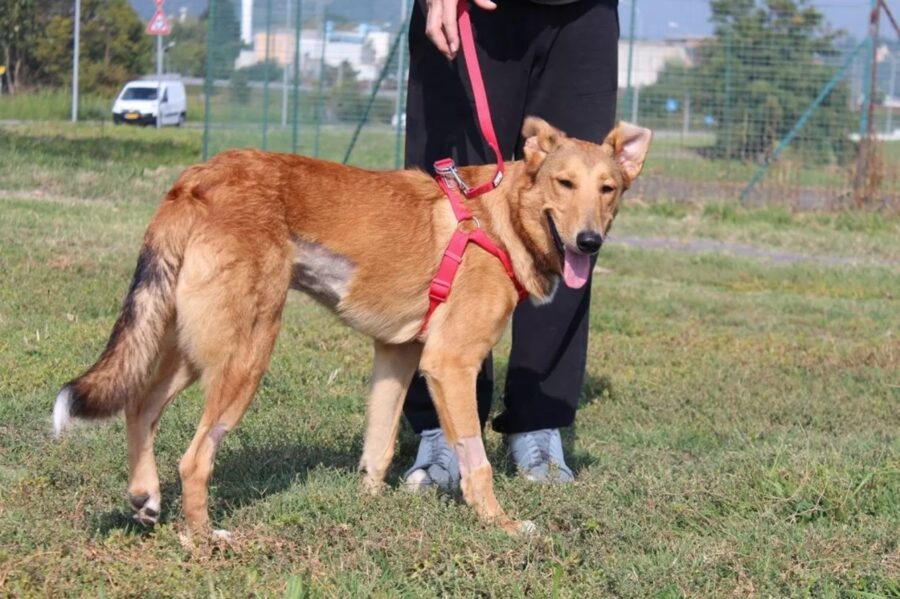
top-left (131, 0), bottom-right (881, 42)
top-left (618, 0), bottom-right (876, 41)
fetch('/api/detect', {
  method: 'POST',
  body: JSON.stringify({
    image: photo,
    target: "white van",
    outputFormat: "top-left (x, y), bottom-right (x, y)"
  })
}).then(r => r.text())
top-left (112, 80), bottom-right (187, 126)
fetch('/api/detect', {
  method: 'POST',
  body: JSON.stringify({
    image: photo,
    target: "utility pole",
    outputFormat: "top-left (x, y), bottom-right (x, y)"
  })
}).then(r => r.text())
top-left (156, 34), bottom-right (163, 129)
top-left (71, 0), bottom-right (81, 122)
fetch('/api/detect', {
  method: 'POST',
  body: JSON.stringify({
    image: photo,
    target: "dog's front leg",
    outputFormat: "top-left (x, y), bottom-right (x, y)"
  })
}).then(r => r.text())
top-left (359, 341), bottom-right (422, 493)
top-left (419, 347), bottom-right (532, 536)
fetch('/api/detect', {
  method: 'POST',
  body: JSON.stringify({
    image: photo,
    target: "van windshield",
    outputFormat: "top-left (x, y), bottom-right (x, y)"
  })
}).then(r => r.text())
top-left (121, 87), bottom-right (158, 100)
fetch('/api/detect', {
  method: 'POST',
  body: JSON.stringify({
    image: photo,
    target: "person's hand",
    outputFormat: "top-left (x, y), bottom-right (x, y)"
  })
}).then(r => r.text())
top-left (425, 0), bottom-right (497, 60)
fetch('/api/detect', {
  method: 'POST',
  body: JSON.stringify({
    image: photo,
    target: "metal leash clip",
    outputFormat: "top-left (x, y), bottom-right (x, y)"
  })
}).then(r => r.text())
top-left (433, 158), bottom-right (471, 194)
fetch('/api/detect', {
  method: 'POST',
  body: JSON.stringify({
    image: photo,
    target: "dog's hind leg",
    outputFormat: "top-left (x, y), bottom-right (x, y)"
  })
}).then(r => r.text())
top-left (359, 341), bottom-right (422, 493)
top-left (125, 338), bottom-right (197, 526)
top-left (175, 238), bottom-right (291, 537)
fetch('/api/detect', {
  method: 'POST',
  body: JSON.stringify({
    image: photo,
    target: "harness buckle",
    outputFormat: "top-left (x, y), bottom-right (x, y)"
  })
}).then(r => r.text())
top-left (428, 279), bottom-right (451, 303)
top-left (433, 158), bottom-right (471, 194)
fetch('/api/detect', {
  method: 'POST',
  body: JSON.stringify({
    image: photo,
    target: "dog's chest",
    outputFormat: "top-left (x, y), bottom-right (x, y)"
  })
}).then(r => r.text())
top-left (290, 238), bottom-right (355, 308)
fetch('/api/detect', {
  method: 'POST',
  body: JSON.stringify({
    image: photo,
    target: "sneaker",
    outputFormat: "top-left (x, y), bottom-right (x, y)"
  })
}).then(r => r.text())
top-left (507, 428), bottom-right (574, 482)
top-left (403, 428), bottom-right (460, 491)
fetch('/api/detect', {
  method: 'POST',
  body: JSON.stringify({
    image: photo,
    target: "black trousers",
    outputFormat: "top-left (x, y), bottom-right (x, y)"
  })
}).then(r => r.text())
top-left (403, 0), bottom-right (619, 435)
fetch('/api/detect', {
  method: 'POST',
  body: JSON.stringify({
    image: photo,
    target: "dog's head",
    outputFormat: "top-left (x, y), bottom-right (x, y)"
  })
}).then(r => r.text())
top-left (520, 117), bottom-right (652, 289)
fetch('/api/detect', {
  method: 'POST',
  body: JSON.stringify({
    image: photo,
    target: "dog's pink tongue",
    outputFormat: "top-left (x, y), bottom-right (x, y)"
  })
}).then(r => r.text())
top-left (563, 249), bottom-right (590, 289)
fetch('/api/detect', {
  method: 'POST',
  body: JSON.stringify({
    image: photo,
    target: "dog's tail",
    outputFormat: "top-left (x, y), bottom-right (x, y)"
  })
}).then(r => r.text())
top-left (53, 195), bottom-right (196, 437)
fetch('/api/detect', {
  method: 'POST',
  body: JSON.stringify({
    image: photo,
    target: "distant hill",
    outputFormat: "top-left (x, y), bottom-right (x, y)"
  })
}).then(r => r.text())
top-left (128, 0), bottom-right (407, 27)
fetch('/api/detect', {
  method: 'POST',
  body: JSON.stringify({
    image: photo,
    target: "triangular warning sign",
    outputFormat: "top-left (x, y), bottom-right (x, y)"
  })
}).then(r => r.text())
top-left (146, 10), bottom-right (171, 36)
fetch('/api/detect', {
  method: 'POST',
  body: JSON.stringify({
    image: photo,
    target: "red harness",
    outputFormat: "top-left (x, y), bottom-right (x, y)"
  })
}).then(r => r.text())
top-left (418, 0), bottom-right (527, 337)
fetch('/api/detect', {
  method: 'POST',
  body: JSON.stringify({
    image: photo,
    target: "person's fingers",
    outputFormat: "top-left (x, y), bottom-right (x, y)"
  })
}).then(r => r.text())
top-left (471, 0), bottom-right (497, 9)
top-left (425, 0), bottom-right (453, 59)
top-left (441, 0), bottom-right (460, 59)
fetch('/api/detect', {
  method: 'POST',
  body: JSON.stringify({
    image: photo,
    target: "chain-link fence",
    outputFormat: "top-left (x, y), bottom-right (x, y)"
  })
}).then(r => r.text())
top-left (200, 0), bottom-right (409, 169)
top-left (198, 0), bottom-right (900, 207)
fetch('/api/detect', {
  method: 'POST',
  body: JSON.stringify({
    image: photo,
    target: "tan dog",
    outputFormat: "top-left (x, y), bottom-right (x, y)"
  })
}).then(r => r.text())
top-left (53, 118), bottom-right (651, 537)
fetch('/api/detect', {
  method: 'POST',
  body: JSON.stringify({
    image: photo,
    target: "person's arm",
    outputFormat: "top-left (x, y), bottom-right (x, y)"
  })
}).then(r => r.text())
top-left (424, 0), bottom-right (497, 60)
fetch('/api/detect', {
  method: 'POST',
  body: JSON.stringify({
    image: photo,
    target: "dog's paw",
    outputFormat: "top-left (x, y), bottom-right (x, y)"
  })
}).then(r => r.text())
top-left (500, 518), bottom-right (538, 536)
top-left (212, 528), bottom-right (233, 542)
top-left (517, 520), bottom-right (537, 535)
top-left (129, 492), bottom-right (161, 526)
top-left (358, 474), bottom-right (385, 497)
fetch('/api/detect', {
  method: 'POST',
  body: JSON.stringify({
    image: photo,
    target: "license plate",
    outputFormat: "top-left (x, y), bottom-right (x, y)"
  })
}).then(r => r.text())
top-left (125, 112), bottom-right (139, 120)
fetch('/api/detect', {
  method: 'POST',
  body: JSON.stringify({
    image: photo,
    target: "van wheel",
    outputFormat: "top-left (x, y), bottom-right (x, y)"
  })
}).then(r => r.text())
top-left (177, 113), bottom-right (186, 127)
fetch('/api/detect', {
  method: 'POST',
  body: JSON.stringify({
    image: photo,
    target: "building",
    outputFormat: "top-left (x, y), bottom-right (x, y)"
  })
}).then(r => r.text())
top-left (250, 27), bottom-right (393, 82)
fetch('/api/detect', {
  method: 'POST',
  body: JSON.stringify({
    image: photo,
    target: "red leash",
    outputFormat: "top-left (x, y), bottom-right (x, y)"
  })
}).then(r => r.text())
top-left (418, 0), bottom-right (525, 338)
top-left (453, 0), bottom-right (504, 197)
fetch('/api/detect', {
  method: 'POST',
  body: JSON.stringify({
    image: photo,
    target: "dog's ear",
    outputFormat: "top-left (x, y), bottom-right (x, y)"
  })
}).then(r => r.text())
top-left (603, 122), bottom-right (652, 186)
top-left (522, 117), bottom-right (565, 172)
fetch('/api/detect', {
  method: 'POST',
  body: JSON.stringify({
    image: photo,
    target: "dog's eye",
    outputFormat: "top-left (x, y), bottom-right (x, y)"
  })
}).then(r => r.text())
top-left (601, 184), bottom-right (616, 194)
top-left (556, 178), bottom-right (574, 189)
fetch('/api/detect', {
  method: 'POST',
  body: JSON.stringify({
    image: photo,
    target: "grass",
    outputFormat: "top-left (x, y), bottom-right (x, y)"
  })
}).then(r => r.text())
top-left (0, 122), bottom-right (898, 597)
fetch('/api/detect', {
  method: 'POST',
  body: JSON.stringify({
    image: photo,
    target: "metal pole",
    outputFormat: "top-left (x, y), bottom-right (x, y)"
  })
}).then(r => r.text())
top-left (724, 26), bottom-right (733, 159)
top-left (682, 91), bottom-right (690, 141)
top-left (281, 0), bottom-right (291, 127)
top-left (202, 0), bottom-right (216, 159)
top-left (393, 0), bottom-right (410, 168)
top-left (291, 0), bottom-right (303, 153)
top-left (624, 0), bottom-right (636, 122)
top-left (886, 53), bottom-right (896, 134)
top-left (156, 35), bottom-right (163, 128)
top-left (313, 7), bottom-right (327, 157)
top-left (71, 0), bottom-right (81, 122)
top-left (262, 0), bottom-right (273, 148)
top-left (858, 0), bottom-right (879, 137)
top-left (853, 0), bottom-right (881, 205)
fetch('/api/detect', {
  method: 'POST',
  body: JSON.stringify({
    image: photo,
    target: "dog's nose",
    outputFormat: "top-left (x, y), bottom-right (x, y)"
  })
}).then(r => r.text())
top-left (576, 231), bottom-right (603, 254)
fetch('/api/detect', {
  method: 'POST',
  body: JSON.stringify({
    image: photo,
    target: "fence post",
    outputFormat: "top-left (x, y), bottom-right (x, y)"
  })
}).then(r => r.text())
top-left (853, 0), bottom-right (881, 205)
top-left (723, 25), bottom-right (733, 160)
top-left (393, 0), bottom-right (411, 169)
top-left (313, 11), bottom-right (328, 157)
top-left (291, 0), bottom-right (303, 154)
top-left (281, 0), bottom-right (291, 128)
top-left (887, 52), bottom-right (897, 134)
top-left (262, 0), bottom-right (273, 149)
top-left (202, 0), bottom-right (217, 160)
top-left (624, 0), bottom-right (637, 123)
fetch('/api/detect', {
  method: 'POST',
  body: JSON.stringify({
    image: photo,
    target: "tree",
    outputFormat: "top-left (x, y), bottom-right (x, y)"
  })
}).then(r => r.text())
top-left (644, 0), bottom-right (854, 163)
top-left (77, 0), bottom-right (152, 91)
top-left (0, 0), bottom-right (39, 93)
top-left (12, 0), bottom-right (151, 93)
top-left (167, 17), bottom-right (208, 78)
top-left (204, 0), bottom-right (242, 79)
top-left (329, 61), bottom-right (363, 122)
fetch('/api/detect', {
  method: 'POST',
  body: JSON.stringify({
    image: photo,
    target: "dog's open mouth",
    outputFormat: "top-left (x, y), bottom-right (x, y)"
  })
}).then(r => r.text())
top-left (545, 212), bottom-right (590, 290)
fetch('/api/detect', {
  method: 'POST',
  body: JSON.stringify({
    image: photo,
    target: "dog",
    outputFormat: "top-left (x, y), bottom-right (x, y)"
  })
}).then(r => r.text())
top-left (52, 117), bottom-right (651, 537)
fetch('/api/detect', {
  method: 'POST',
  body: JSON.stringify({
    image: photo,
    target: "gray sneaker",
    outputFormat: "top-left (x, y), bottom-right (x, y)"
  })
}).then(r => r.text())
top-left (508, 428), bottom-right (574, 482)
top-left (403, 428), bottom-right (460, 491)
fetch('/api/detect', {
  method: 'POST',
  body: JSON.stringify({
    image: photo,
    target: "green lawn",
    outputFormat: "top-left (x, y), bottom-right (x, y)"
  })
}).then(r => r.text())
top-left (0, 123), bottom-right (898, 597)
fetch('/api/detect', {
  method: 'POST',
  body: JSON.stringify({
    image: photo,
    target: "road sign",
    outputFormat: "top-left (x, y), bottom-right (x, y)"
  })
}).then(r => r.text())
top-left (0, 66), bottom-right (6, 75)
top-left (146, 9), bottom-right (171, 36)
